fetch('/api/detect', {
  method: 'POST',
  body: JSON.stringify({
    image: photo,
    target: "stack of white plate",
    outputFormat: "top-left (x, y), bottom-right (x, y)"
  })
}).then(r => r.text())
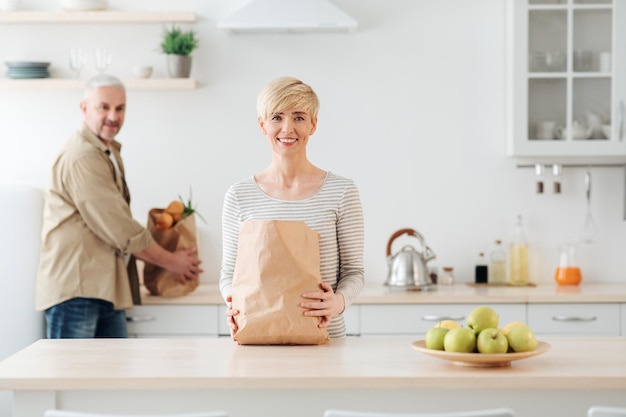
top-left (5, 62), bottom-right (51, 79)
top-left (60, 0), bottom-right (108, 11)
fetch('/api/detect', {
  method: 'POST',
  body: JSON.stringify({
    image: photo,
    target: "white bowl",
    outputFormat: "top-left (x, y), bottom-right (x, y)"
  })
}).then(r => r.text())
top-left (602, 124), bottom-right (611, 139)
top-left (132, 65), bottom-right (153, 79)
top-left (556, 126), bottom-right (592, 140)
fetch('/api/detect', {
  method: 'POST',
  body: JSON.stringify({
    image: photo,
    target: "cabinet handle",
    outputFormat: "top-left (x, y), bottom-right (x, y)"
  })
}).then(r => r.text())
top-left (126, 315), bottom-right (156, 323)
top-left (617, 100), bottom-right (624, 142)
top-left (618, 100), bottom-right (624, 142)
top-left (552, 315), bottom-right (597, 322)
top-left (421, 315), bottom-right (464, 322)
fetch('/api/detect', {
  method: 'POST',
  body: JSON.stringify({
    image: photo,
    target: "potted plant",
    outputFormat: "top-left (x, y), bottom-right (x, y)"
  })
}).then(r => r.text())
top-left (160, 25), bottom-right (199, 78)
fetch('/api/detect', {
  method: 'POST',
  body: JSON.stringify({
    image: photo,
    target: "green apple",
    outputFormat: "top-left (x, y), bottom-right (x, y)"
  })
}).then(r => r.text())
top-left (476, 328), bottom-right (508, 354)
top-left (443, 328), bottom-right (476, 353)
top-left (466, 306), bottom-right (499, 335)
top-left (435, 320), bottom-right (461, 330)
top-left (506, 323), bottom-right (538, 352)
top-left (425, 327), bottom-right (449, 350)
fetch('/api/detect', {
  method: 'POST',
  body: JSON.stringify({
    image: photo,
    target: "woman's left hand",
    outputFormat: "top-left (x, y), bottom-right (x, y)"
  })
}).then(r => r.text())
top-left (301, 282), bottom-right (345, 328)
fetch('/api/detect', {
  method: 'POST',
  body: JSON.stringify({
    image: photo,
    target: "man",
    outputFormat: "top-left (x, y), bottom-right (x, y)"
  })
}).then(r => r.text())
top-left (36, 74), bottom-right (202, 338)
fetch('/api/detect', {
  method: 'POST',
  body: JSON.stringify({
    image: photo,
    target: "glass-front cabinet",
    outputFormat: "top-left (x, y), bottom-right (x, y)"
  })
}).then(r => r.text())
top-left (507, 0), bottom-right (626, 163)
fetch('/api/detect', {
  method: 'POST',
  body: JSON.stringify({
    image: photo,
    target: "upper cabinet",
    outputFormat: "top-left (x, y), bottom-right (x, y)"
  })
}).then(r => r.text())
top-left (506, 0), bottom-right (626, 164)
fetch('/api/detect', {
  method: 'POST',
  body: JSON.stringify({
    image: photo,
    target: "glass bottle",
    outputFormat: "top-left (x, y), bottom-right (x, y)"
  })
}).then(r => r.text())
top-left (509, 215), bottom-right (530, 286)
top-left (474, 252), bottom-right (488, 284)
top-left (554, 242), bottom-right (582, 285)
top-left (440, 267), bottom-right (455, 285)
top-left (428, 264), bottom-right (438, 285)
top-left (489, 240), bottom-right (507, 284)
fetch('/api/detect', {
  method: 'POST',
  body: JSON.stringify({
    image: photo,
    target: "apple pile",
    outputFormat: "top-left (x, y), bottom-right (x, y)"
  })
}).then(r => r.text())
top-left (424, 306), bottom-right (537, 354)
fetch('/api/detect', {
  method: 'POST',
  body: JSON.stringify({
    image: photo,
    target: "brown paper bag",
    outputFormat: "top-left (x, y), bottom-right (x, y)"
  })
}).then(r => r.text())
top-left (232, 220), bottom-right (330, 345)
top-left (143, 208), bottom-right (200, 297)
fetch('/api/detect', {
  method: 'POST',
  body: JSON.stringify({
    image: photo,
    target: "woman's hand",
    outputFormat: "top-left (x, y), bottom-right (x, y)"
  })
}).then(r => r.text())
top-left (225, 295), bottom-right (240, 342)
top-left (301, 282), bottom-right (345, 328)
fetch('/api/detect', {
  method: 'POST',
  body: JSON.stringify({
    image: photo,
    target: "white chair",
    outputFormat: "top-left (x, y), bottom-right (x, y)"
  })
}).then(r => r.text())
top-left (323, 409), bottom-right (515, 417)
top-left (44, 411), bottom-right (228, 417)
top-left (588, 406), bottom-right (626, 417)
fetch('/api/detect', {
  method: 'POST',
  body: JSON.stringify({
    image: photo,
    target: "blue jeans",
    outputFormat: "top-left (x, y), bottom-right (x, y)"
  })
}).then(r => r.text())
top-left (45, 297), bottom-right (128, 338)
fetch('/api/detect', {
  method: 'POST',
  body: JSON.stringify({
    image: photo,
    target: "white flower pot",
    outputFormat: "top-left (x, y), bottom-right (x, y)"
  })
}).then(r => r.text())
top-left (166, 54), bottom-right (192, 78)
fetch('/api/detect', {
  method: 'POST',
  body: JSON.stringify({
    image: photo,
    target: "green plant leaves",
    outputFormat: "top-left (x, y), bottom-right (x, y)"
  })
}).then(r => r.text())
top-left (160, 25), bottom-right (199, 56)
top-left (178, 187), bottom-right (206, 223)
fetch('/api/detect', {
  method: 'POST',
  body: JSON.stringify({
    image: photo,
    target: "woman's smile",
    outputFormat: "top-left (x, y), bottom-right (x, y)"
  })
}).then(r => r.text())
top-left (278, 137), bottom-right (298, 144)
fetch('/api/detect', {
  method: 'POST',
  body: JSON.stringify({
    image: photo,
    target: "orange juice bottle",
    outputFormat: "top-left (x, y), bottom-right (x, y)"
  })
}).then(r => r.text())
top-left (555, 242), bottom-right (582, 286)
top-left (554, 266), bottom-right (582, 285)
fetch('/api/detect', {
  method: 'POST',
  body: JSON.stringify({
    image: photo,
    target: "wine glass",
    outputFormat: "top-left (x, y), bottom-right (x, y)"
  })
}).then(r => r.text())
top-left (94, 48), bottom-right (111, 73)
top-left (69, 48), bottom-right (86, 78)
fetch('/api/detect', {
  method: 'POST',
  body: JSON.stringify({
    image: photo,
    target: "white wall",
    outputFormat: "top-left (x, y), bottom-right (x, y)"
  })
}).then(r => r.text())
top-left (1, 0), bottom-right (625, 291)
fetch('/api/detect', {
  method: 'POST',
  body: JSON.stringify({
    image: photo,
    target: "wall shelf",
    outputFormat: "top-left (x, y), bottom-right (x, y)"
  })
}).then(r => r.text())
top-left (0, 11), bottom-right (196, 24)
top-left (0, 78), bottom-right (197, 90)
top-left (0, 10), bottom-right (198, 91)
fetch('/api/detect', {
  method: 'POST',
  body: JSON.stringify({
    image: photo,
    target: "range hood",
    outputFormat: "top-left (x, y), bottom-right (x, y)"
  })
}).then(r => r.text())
top-left (218, 0), bottom-right (358, 33)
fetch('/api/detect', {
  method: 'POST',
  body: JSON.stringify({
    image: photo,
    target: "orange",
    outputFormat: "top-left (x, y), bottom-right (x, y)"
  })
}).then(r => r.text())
top-left (165, 200), bottom-right (185, 222)
top-left (156, 211), bottom-right (173, 230)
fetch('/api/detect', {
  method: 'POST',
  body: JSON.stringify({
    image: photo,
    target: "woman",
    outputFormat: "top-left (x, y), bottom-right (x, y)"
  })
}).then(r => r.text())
top-left (219, 76), bottom-right (365, 338)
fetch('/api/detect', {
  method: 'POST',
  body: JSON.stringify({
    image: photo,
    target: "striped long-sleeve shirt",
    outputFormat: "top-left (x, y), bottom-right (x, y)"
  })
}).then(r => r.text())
top-left (219, 171), bottom-right (365, 338)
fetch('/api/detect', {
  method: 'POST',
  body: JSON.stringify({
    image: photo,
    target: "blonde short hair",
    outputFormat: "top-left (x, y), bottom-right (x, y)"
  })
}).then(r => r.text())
top-left (256, 76), bottom-right (319, 121)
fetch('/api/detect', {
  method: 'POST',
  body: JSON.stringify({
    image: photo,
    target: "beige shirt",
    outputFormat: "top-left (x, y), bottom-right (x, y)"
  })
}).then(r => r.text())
top-left (36, 124), bottom-right (154, 311)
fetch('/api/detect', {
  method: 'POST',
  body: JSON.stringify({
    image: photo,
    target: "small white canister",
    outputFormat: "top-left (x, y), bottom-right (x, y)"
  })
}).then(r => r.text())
top-left (599, 52), bottom-right (612, 72)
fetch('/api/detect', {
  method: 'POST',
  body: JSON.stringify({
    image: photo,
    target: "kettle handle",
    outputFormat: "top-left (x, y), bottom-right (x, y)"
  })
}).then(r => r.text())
top-left (386, 228), bottom-right (427, 257)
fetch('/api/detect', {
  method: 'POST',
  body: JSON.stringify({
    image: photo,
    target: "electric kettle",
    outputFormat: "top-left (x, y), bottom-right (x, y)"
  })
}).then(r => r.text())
top-left (385, 228), bottom-right (436, 288)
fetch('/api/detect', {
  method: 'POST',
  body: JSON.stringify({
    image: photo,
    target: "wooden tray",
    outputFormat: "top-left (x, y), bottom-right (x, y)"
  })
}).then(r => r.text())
top-left (411, 340), bottom-right (551, 367)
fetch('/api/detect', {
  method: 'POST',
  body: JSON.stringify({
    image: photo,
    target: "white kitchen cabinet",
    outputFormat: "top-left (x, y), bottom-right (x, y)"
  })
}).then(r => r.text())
top-left (126, 304), bottom-right (219, 338)
top-left (0, 10), bottom-right (197, 90)
top-left (343, 304), bottom-right (361, 336)
top-left (527, 303), bottom-right (621, 336)
top-left (217, 304), bottom-right (228, 336)
top-left (131, 301), bottom-right (624, 337)
top-left (359, 304), bottom-right (526, 336)
top-left (506, 0), bottom-right (626, 164)
top-left (0, 184), bottom-right (46, 417)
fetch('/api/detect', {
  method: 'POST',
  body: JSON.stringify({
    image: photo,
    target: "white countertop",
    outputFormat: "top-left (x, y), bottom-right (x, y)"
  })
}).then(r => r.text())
top-left (138, 283), bottom-right (626, 305)
top-left (355, 282), bottom-right (626, 304)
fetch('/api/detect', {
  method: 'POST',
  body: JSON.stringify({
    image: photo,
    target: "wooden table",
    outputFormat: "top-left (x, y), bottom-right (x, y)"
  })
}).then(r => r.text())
top-left (0, 336), bottom-right (624, 417)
